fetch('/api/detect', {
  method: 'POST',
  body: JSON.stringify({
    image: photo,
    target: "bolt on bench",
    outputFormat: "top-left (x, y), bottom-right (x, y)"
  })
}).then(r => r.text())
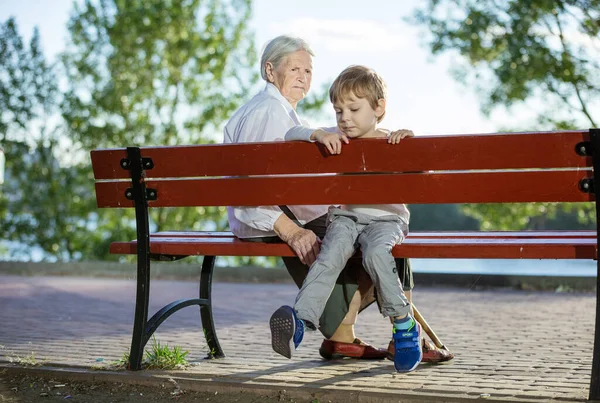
top-left (91, 129), bottom-right (600, 400)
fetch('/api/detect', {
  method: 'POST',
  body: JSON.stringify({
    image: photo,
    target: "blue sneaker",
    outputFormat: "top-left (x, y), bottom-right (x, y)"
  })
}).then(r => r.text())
top-left (393, 320), bottom-right (423, 372)
top-left (269, 305), bottom-right (304, 359)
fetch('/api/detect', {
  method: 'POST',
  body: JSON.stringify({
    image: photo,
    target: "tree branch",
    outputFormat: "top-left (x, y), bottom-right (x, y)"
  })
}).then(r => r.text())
top-left (554, 12), bottom-right (598, 126)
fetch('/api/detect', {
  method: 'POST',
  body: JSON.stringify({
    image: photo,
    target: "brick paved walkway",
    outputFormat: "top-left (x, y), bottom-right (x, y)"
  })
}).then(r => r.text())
top-left (0, 275), bottom-right (595, 402)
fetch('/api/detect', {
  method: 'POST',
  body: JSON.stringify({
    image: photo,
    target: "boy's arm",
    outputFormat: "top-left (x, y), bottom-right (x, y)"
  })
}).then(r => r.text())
top-left (284, 125), bottom-right (318, 142)
top-left (284, 125), bottom-right (340, 142)
top-left (285, 126), bottom-right (348, 154)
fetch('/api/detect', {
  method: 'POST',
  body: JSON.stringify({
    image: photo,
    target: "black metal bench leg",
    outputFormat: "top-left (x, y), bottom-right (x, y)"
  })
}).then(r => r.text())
top-left (129, 253), bottom-right (150, 370)
top-left (589, 129), bottom-right (600, 401)
top-left (125, 146), bottom-right (152, 371)
top-left (199, 255), bottom-right (225, 358)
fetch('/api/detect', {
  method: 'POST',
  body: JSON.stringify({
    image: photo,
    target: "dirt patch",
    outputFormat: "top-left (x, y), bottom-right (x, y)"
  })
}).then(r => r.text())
top-left (0, 372), bottom-right (321, 403)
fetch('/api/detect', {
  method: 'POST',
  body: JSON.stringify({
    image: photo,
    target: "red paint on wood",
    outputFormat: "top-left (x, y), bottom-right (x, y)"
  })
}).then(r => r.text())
top-left (91, 131), bottom-right (591, 179)
top-left (110, 236), bottom-right (597, 260)
top-left (95, 170), bottom-right (594, 208)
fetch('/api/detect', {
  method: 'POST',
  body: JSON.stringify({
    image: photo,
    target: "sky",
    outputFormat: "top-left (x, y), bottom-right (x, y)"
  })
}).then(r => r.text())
top-left (0, 0), bottom-right (516, 138)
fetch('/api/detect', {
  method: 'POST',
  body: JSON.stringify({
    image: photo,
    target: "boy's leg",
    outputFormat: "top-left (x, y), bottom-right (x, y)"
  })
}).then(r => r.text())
top-left (357, 219), bottom-right (411, 318)
top-left (271, 213), bottom-right (358, 359)
top-left (358, 219), bottom-right (422, 372)
top-left (283, 214), bottom-right (396, 359)
top-left (283, 256), bottom-right (364, 339)
top-left (282, 214), bottom-right (360, 339)
top-left (293, 213), bottom-right (359, 326)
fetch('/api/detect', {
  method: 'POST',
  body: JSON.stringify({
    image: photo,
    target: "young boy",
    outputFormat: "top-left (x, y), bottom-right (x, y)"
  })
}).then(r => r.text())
top-left (269, 65), bottom-right (421, 372)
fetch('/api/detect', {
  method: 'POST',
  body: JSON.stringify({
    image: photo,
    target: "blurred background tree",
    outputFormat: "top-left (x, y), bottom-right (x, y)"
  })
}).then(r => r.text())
top-left (0, 18), bottom-right (92, 260)
top-left (411, 0), bottom-right (599, 230)
top-left (1, 0), bottom-right (597, 264)
top-left (60, 0), bottom-right (258, 263)
top-left (1, 0), bottom-right (261, 262)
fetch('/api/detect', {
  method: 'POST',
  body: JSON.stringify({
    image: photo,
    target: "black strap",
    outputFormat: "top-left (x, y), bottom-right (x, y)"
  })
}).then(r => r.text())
top-left (279, 205), bottom-right (303, 227)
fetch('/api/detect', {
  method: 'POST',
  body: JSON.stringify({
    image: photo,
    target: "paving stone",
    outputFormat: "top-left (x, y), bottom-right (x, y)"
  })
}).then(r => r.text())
top-left (0, 275), bottom-right (595, 402)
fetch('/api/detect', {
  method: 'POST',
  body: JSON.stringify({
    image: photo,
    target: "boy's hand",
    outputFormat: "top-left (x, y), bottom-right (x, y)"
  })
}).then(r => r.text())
top-left (388, 129), bottom-right (414, 144)
top-left (311, 129), bottom-right (350, 155)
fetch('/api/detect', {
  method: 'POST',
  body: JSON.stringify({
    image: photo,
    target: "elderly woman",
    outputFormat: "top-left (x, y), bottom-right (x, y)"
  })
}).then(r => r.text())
top-left (224, 35), bottom-right (450, 362)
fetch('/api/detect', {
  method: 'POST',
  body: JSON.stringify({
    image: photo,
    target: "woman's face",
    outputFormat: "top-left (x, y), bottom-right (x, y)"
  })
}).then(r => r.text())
top-left (266, 50), bottom-right (313, 108)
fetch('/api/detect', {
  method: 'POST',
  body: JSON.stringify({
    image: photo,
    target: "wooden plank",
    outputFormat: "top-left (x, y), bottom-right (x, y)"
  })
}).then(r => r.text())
top-left (153, 231), bottom-right (235, 237)
top-left (91, 131), bottom-right (591, 179)
top-left (149, 230), bottom-right (596, 239)
top-left (406, 230), bottom-right (596, 238)
top-left (95, 170), bottom-right (594, 208)
top-left (110, 236), bottom-right (597, 259)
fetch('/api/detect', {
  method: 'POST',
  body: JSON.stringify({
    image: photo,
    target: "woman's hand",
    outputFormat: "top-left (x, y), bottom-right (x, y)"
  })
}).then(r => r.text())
top-left (388, 129), bottom-right (415, 144)
top-left (311, 129), bottom-right (349, 155)
top-left (274, 214), bottom-right (320, 266)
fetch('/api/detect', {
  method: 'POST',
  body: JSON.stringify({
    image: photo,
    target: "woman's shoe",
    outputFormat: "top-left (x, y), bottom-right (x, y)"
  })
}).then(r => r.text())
top-left (319, 338), bottom-right (388, 360)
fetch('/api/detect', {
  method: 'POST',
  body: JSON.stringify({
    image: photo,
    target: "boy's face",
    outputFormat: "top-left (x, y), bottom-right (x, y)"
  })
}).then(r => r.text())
top-left (333, 94), bottom-right (385, 138)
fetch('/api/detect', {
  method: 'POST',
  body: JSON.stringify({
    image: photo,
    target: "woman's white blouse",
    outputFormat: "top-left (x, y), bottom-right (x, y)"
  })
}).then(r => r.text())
top-left (223, 83), bottom-right (329, 238)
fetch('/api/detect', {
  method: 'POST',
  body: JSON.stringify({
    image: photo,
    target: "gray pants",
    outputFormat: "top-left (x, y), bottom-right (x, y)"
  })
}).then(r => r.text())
top-left (294, 208), bottom-right (411, 327)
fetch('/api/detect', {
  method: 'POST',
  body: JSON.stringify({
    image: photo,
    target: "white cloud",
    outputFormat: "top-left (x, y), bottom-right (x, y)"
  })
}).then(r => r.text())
top-left (269, 17), bottom-right (407, 53)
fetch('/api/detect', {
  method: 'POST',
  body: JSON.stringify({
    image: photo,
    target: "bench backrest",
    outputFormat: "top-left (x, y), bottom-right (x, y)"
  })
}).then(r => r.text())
top-left (91, 130), bottom-right (594, 208)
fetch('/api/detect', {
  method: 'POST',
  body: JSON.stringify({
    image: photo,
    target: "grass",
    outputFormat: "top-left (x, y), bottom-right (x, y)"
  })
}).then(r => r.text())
top-left (1, 344), bottom-right (44, 367)
top-left (100, 337), bottom-right (189, 371)
top-left (9, 352), bottom-right (42, 367)
top-left (203, 328), bottom-right (217, 359)
top-left (143, 337), bottom-right (189, 370)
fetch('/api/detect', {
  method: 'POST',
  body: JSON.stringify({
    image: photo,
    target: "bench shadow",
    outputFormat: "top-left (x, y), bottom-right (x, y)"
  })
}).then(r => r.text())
top-left (0, 277), bottom-right (286, 343)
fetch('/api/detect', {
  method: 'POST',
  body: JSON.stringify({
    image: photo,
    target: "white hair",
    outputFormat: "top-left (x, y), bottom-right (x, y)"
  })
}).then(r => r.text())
top-left (260, 35), bottom-right (314, 81)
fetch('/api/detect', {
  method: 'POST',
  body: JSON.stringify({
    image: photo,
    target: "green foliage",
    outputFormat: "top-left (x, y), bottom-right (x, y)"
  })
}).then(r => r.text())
top-left (0, 18), bottom-right (56, 141)
top-left (143, 336), bottom-right (189, 370)
top-left (58, 0), bottom-right (258, 261)
top-left (61, 0), bottom-right (257, 149)
top-left (411, 0), bottom-right (599, 127)
top-left (409, 204), bottom-right (480, 230)
top-left (462, 202), bottom-right (595, 230)
top-left (106, 337), bottom-right (189, 370)
top-left (0, 1), bottom-right (264, 261)
top-left (1, 139), bottom-right (102, 260)
top-left (107, 352), bottom-right (130, 370)
top-left (297, 82), bottom-right (331, 120)
top-left (0, 18), bottom-right (92, 260)
top-left (411, 0), bottom-right (599, 229)
top-left (9, 351), bottom-right (42, 367)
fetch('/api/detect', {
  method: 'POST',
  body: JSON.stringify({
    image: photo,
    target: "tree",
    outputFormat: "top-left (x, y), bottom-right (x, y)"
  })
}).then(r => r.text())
top-left (412, 0), bottom-right (599, 128)
top-left (297, 82), bottom-right (331, 120)
top-left (0, 18), bottom-right (86, 260)
top-left (0, 18), bottom-right (57, 143)
top-left (411, 0), bottom-right (599, 229)
top-left (57, 0), bottom-right (259, 262)
top-left (61, 0), bottom-right (256, 149)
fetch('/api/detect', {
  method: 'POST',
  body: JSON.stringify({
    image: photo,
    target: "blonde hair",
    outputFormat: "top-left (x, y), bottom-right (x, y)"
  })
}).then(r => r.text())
top-left (329, 65), bottom-right (387, 122)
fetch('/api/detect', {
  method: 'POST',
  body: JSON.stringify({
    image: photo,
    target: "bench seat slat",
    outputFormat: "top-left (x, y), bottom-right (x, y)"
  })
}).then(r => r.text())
top-left (91, 131), bottom-right (590, 180)
top-left (150, 230), bottom-right (596, 239)
top-left (95, 170), bottom-right (594, 208)
top-left (110, 235), bottom-right (597, 260)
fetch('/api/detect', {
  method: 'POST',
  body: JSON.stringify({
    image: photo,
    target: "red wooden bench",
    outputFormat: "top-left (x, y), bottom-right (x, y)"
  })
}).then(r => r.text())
top-left (91, 129), bottom-right (600, 399)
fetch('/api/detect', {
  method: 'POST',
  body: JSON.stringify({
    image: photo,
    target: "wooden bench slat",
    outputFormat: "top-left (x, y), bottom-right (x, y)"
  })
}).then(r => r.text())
top-left (150, 230), bottom-right (596, 239)
top-left (95, 170), bottom-right (594, 208)
top-left (91, 131), bottom-right (590, 180)
top-left (153, 231), bottom-right (235, 237)
top-left (110, 236), bottom-right (597, 259)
